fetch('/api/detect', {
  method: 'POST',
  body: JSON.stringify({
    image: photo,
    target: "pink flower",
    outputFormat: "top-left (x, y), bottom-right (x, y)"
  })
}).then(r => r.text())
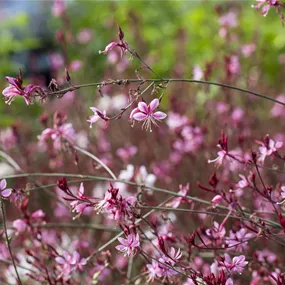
top-left (130, 98), bottom-right (167, 132)
top-left (99, 26), bottom-right (128, 57)
top-left (38, 123), bottom-right (75, 150)
top-left (0, 179), bottom-right (12, 198)
top-left (271, 95), bottom-right (285, 118)
top-left (115, 233), bottom-right (140, 257)
top-left (55, 251), bottom-right (86, 281)
top-left (219, 11), bottom-right (238, 28)
top-left (77, 28), bottom-right (92, 44)
top-left (146, 260), bottom-right (162, 282)
top-left (226, 228), bottom-right (254, 252)
top-left (237, 174), bottom-right (248, 189)
top-left (87, 107), bottom-right (108, 128)
top-left (221, 254), bottom-right (248, 274)
top-left (2, 71), bottom-right (41, 105)
top-left (252, 0), bottom-right (278, 17)
top-left (116, 145), bottom-right (137, 160)
top-left (257, 138), bottom-right (283, 164)
top-left (0, 128), bottom-right (16, 151)
top-left (166, 112), bottom-right (189, 130)
top-left (12, 219), bottom-right (27, 233)
top-left (212, 195), bottom-right (223, 205)
top-left (206, 221), bottom-right (226, 240)
top-left (193, 65), bottom-right (204, 80)
top-left (166, 183), bottom-right (190, 208)
top-left (241, 44), bottom-right (256, 57)
top-left (208, 150), bottom-right (227, 166)
top-left (69, 60), bottom-right (82, 71)
top-left (52, 0), bottom-right (65, 17)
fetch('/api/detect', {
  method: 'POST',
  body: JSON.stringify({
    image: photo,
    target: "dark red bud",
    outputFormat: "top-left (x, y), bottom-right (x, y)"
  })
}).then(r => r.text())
top-left (65, 68), bottom-right (71, 82)
top-left (57, 177), bottom-right (68, 191)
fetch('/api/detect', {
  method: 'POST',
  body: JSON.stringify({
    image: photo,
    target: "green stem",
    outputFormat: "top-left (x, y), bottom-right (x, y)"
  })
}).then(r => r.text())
top-left (0, 172), bottom-right (281, 228)
top-left (0, 198), bottom-right (22, 285)
top-left (47, 78), bottom-right (285, 106)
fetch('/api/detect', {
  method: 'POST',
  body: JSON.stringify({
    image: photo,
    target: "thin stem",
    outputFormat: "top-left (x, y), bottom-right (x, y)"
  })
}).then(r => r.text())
top-left (0, 198), bottom-right (22, 285)
top-left (126, 254), bottom-right (134, 283)
top-left (0, 151), bottom-right (21, 172)
top-left (35, 222), bottom-right (120, 232)
top-left (47, 78), bottom-right (285, 106)
top-left (71, 145), bottom-right (117, 180)
top-left (0, 172), bottom-right (281, 228)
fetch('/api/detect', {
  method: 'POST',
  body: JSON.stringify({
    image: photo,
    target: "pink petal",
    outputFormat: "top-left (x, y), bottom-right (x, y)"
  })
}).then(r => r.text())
top-left (276, 141), bottom-right (283, 148)
top-left (138, 102), bottom-right (148, 113)
top-left (115, 245), bottom-right (126, 251)
top-left (1, 188), bottom-right (12, 198)
top-left (149, 98), bottom-right (159, 113)
top-left (90, 107), bottom-right (99, 114)
top-left (152, 111), bottom-right (167, 120)
top-left (133, 112), bottom-right (147, 121)
top-left (118, 237), bottom-right (128, 246)
top-left (78, 183), bottom-right (84, 197)
top-left (55, 256), bottom-right (66, 265)
top-left (0, 179), bottom-right (7, 190)
top-left (129, 107), bottom-right (139, 119)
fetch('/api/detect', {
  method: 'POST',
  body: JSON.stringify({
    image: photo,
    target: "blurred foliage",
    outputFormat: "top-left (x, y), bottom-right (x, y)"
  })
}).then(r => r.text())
top-left (1, 0), bottom-right (285, 128)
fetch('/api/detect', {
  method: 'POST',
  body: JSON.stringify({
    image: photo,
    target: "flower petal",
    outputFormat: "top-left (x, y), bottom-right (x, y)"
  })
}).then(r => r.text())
top-left (149, 98), bottom-right (159, 113)
top-left (1, 188), bottom-right (12, 198)
top-left (0, 179), bottom-right (7, 190)
top-left (138, 102), bottom-right (148, 113)
top-left (133, 112), bottom-right (147, 121)
top-left (129, 107), bottom-right (139, 119)
top-left (152, 111), bottom-right (167, 120)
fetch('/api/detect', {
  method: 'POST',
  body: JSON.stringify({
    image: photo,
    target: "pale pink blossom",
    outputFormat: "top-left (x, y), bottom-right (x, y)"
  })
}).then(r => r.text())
top-left (55, 251), bottom-right (86, 281)
top-left (77, 28), bottom-right (93, 44)
top-left (208, 149), bottom-right (227, 166)
top-left (212, 195), bottom-right (223, 205)
top-left (0, 179), bottom-right (12, 198)
top-left (241, 44), bottom-right (256, 57)
top-left (69, 60), bottom-right (82, 71)
top-left (135, 166), bottom-right (157, 192)
top-left (252, 0), bottom-right (278, 17)
top-left (206, 221), bottom-right (226, 240)
top-left (166, 112), bottom-right (189, 130)
top-left (271, 95), bottom-right (285, 118)
top-left (115, 233), bottom-right (140, 257)
top-left (130, 98), bottom-right (167, 132)
top-left (38, 123), bottom-right (75, 150)
top-left (166, 183), bottom-right (190, 208)
top-left (226, 228), bottom-right (254, 252)
top-left (87, 107), bottom-right (108, 128)
top-left (221, 254), bottom-right (248, 274)
top-left (52, 0), bottom-right (65, 17)
top-left (146, 260), bottom-right (162, 282)
top-left (116, 145), bottom-right (137, 160)
top-left (257, 138), bottom-right (283, 164)
top-left (12, 219), bottom-right (27, 233)
top-left (99, 26), bottom-right (128, 57)
top-left (237, 174), bottom-right (248, 189)
top-left (219, 11), bottom-right (238, 27)
top-left (0, 128), bottom-right (16, 151)
top-left (228, 55), bottom-right (240, 74)
top-left (193, 65), bottom-right (204, 80)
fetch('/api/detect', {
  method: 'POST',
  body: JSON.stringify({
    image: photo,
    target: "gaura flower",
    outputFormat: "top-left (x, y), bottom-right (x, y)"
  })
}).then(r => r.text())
top-left (115, 233), bottom-right (140, 257)
top-left (130, 98), bottom-right (167, 132)
top-left (2, 70), bottom-right (41, 105)
top-left (87, 107), bottom-right (108, 128)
